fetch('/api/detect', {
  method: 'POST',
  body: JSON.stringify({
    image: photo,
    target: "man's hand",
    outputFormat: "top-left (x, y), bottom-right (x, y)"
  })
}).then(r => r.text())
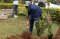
top-left (26, 16), bottom-right (30, 30)
top-left (26, 21), bottom-right (29, 30)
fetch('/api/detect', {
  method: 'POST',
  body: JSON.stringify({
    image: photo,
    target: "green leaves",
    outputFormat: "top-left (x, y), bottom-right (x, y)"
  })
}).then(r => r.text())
top-left (0, 3), bottom-right (13, 9)
top-left (36, 8), bottom-right (60, 36)
top-left (47, 0), bottom-right (52, 2)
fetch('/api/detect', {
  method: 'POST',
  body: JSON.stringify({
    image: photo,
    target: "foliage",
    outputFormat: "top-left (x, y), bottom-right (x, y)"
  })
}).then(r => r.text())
top-left (47, 0), bottom-right (52, 2)
top-left (44, 8), bottom-right (60, 21)
top-left (18, 4), bottom-right (28, 16)
top-left (34, 8), bottom-right (60, 36)
top-left (0, 3), bottom-right (13, 9)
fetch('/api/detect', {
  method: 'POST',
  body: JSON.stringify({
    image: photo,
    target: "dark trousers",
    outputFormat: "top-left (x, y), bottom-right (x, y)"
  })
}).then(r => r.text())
top-left (29, 19), bottom-right (34, 32)
top-left (29, 18), bottom-right (40, 36)
top-left (29, 19), bottom-right (39, 31)
top-left (12, 5), bottom-right (18, 17)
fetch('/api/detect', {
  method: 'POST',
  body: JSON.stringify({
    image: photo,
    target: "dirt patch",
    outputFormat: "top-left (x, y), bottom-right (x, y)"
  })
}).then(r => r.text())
top-left (21, 32), bottom-right (33, 39)
top-left (7, 32), bottom-right (33, 39)
top-left (7, 31), bottom-right (49, 39)
top-left (55, 27), bottom-right (60, 39)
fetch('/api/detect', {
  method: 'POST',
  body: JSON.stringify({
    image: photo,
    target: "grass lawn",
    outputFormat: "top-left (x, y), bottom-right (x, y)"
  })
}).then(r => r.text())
top-left (0, 16), bottom-right (27, 39)
top-left (0, 16), bottom-right (59, 39)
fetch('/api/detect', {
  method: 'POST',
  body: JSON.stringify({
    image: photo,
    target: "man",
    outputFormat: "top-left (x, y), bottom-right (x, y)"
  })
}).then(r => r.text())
top-left (27, 1), bottom-right (42, 36)
top-left (13, 0), bottom-right (18, 18)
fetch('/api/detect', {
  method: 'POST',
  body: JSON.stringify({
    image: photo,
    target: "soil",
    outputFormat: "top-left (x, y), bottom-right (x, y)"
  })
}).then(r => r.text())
top-left (7, 32), bottom-right (33, 39)
top-left (7, 31), bottom-right (58, 39)
top-left (55, 27), bottom-right (60, 39)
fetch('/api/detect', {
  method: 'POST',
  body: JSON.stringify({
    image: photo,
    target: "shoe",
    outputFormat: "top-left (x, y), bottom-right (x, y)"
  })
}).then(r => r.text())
top-left (14, 15), bottom-right (18, 18)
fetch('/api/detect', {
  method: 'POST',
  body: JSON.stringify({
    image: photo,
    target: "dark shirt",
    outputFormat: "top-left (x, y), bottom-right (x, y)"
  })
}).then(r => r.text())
top-left (13, 0), bottom-right (18, 1)
top-left (25, 0), bottom-right (32, 1)
top-left (28, 4), bottom-right (42, 21)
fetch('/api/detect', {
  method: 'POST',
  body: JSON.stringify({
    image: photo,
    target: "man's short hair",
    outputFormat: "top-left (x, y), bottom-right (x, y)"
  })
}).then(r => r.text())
top-left (38, 2), bottom-right (45, 7)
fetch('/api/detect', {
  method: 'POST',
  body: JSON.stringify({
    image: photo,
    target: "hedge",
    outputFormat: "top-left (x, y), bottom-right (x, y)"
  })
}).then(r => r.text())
top-left (33, 8), bottom-right (60, 36)
top-left (0, 3), bottom-right (13, 9)
top-left (43, 8), bottom-right (60, 21)
top-left (0, 3), bottom-right (26, 9)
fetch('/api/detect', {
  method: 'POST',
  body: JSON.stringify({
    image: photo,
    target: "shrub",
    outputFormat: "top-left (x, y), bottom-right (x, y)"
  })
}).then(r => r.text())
top-left (43, 8), bottom-right (60, 21)
top-left (0, 3), bottom-right (13, 9)
top-left (36, 8), bottom-right (60, 36)
top-left (18, 4), bottom-right (28, 16)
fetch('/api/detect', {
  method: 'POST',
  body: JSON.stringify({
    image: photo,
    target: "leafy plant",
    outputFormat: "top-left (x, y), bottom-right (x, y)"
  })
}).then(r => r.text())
top-left (0, 3), bottom-right (13, 9)
top-left (36, 8), bottom-right (60, 36)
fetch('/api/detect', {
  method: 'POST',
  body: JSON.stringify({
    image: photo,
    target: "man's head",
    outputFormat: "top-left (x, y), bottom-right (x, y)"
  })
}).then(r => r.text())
top-left (38, 2), bottom-right (46, 7)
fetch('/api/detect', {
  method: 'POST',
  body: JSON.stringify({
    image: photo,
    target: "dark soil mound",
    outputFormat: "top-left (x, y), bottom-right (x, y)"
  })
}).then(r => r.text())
top-left (7, 32), bottom-right (33, 39)
top-left (55, 27), bottom-right (60, 39)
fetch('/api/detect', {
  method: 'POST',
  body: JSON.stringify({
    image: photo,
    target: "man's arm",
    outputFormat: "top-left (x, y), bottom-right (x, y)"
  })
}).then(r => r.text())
top-left (26, 8), bottom-right (30, 29)
top-left (26, 7), bottom-right (30, 20)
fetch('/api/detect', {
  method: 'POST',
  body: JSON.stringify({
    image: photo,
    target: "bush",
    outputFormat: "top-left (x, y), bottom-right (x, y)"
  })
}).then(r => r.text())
top-left (0, 3), bottom-right (13, 9)
top-left (44, 8), bottom-right (60, 21)
top-left (36, 8), bottom-right (60, 36)
top-left (18, 4), bottom-right (28, 16)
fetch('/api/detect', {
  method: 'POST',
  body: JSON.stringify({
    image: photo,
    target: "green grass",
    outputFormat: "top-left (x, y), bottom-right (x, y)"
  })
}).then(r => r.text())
top-left (0, 16), bottom-right (27, 39)
top-left (44, 22), bottom-right (59, 36)
top-left (0, 16), bottom-right (59, 39)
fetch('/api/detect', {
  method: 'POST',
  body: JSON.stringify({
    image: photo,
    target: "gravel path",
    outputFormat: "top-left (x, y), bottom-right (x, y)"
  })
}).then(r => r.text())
top-left (0, 9), bottom-right (13, 14)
